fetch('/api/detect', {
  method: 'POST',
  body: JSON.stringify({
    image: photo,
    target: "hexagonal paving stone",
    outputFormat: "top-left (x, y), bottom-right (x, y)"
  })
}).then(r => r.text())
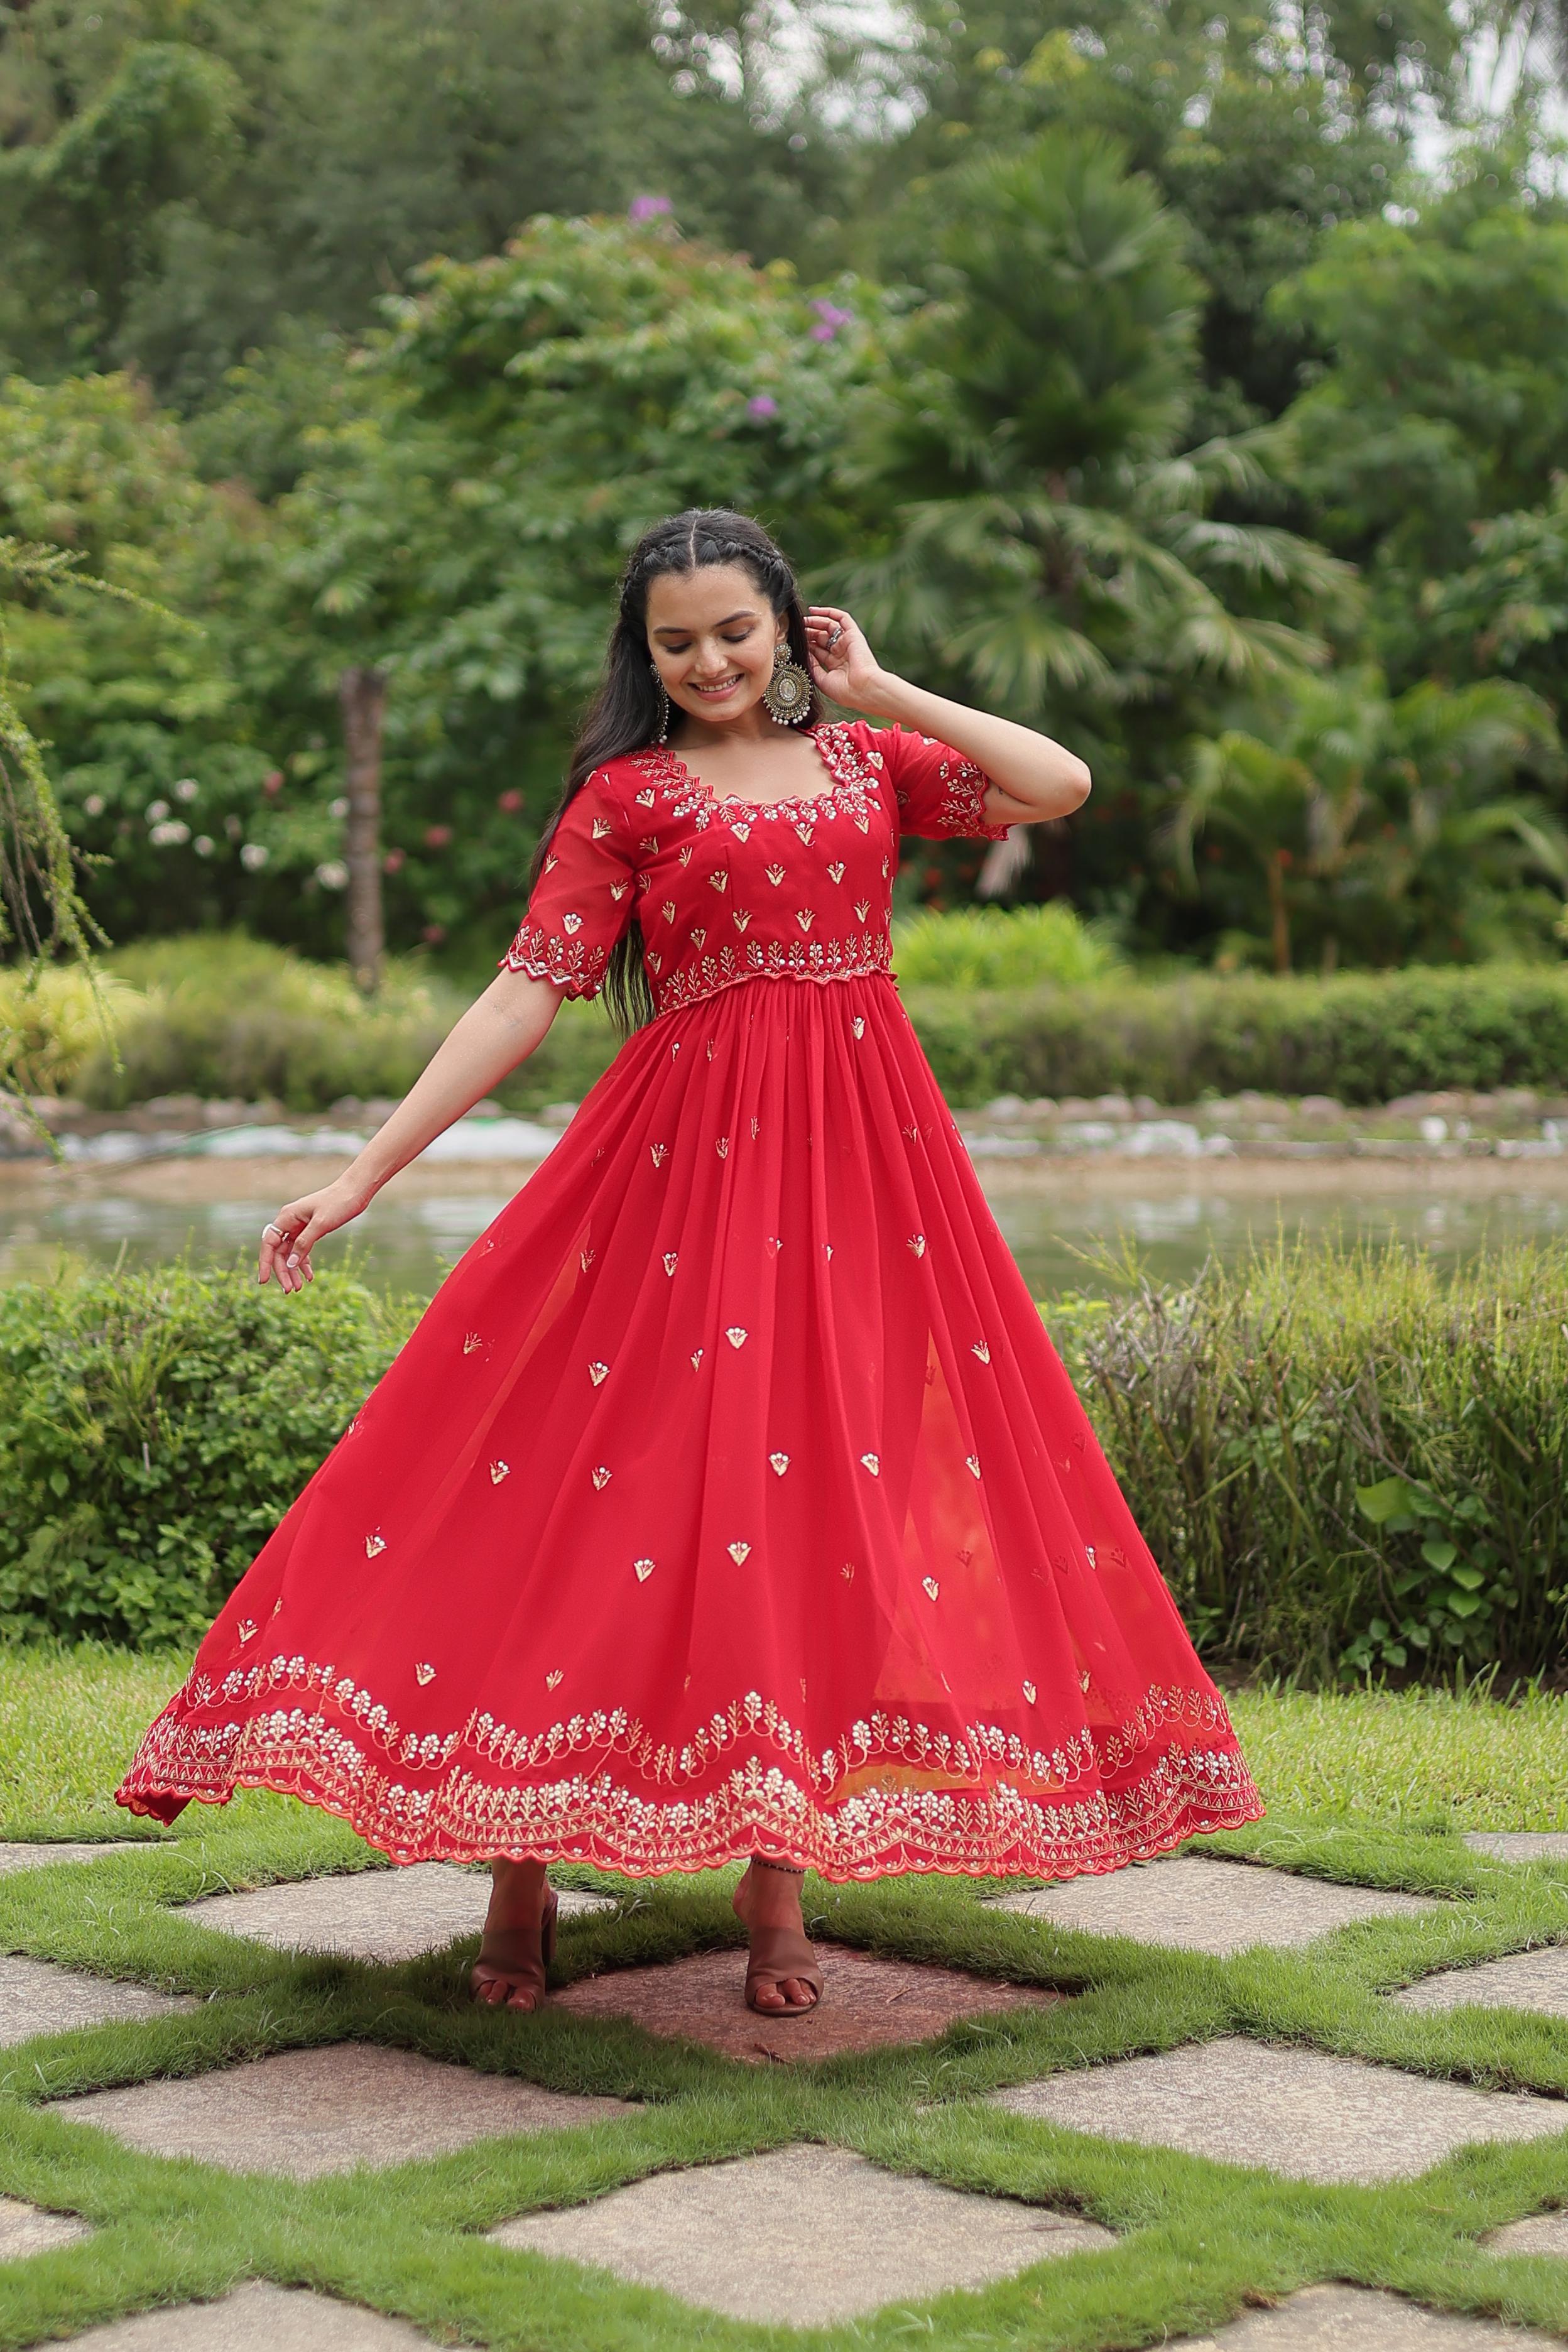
top-left (1393, 1946), bottom-right (1568, 2018)
top-left (0, 2193), bottom-right (90, 2258)
top-left (0, 1955), bottom-right (194, 2047)
top-left (1488, 2210), bottom-right (1568, 2257)
top-left (182, 1865), bottom-right (613, 1965)
top-left (989, 1856), bottom-right (1440, 1954)
top-left (0, 1843), bottom-right (154, 1875)
top-left (552, 1942), bottom-right (1062, 2062)
top-left (14, 2280), bottom-right (437, 2347)
top-left (1172, 2282), bottom-right (1559, 2346)
top-left (490, 2143), bottom-right (1113, 2322)
top-left (1465, 1833), bottom-right (1568, 1863)
top-left (989, 2036), bottom-right (1568, 2184)
top-left (48, 2044), bottom-right (635, 2177)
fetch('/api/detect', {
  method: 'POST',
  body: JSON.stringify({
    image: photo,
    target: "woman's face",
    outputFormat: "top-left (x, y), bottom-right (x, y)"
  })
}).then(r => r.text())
top-left (645, 564), bottom-right (787, 729)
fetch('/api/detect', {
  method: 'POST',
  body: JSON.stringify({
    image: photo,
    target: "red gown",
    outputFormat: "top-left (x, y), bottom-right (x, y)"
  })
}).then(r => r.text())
top-left (118, 722), bottom-right (1263, 1878)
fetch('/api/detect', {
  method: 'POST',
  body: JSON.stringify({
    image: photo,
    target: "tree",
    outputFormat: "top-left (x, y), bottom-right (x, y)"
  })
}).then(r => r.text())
top-left (1166, 668), bottom-right (1566, 968)
top-left (836, 131), bottom-right (1356, 930)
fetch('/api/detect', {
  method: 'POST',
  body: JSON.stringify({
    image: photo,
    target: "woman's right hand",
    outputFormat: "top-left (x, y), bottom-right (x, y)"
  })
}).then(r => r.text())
top-left (258, 1173), bottom-right (372, 1293)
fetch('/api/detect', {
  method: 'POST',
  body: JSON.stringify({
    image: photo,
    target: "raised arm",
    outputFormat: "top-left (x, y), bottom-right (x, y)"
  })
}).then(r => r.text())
top-left (805, 604), bottom-right (1091, 823)
top-left (258, 969), bottom-right (563, 1293)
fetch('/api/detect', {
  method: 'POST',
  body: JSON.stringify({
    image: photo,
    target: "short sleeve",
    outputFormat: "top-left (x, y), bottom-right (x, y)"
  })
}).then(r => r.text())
top-left (870, 724), bottom-right (1011, 841)
top-left (499, 770), bottom-right (636, 1000)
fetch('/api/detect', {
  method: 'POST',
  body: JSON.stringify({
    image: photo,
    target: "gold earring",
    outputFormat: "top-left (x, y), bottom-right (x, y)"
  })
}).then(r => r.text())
top-left (648, 662), bottom-right (671, 744)
top-left (762, 641), bottom-right (811, 726)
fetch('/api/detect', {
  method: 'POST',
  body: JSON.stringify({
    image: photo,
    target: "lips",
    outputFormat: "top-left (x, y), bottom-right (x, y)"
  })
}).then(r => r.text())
top-left (694, 676), bottom-right (744, 698)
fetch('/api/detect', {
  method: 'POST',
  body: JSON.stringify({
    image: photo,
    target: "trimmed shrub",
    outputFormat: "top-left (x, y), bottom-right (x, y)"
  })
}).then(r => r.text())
top-left (1048, 1242), bottom-right (1568, 1684)
top-left (907, 963), bottom-right (1568, 1104)
top-left (0, 1265), bottom-right (415, 1646)
top-left (893, 903), bottom-right (1121, 991)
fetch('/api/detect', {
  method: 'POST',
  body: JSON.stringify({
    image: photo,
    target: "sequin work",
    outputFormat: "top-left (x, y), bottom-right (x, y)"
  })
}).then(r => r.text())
top-left (117, 722), bottom-right (1264, 1873)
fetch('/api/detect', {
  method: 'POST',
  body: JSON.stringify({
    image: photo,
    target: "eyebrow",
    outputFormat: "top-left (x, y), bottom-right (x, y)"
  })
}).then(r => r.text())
top-left (651, 609), bottom-right (760, 638)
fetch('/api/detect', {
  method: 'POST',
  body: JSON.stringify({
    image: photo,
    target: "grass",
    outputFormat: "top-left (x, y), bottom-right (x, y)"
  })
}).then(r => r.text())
top-left (6, 1653), bottom-right (1568, 2344)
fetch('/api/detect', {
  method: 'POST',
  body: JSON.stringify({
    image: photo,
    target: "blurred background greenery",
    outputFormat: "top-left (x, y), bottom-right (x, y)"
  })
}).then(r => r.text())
top-left (4, 0), bottom-right (1568, 998)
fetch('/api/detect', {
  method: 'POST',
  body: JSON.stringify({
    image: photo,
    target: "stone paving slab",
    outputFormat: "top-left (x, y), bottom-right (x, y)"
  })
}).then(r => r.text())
top-left (1392, 1945), bottom-right (1568, 2018)
top-left (1465, 1833), bottom-right (1568, 1862)
top-left (989, 2035), bottom-right (1568, 2184)
top-left (0, 2192), bottom-right (90, 2259)
top-left (1487, 2209), bottom-right (1568, 2256)
top-left (1172, 2282), bottom-right (1559, 2346)
top-left (182, 1866), bottom-right (613, 1965)
top-left (990, 1857), bottom-right (1440, 1954)
top-left (0, 1955), bottom-right (194, 2047)
top-left (16, 2280), bottom-right (437, 2347)
top-left (552, 1942), bottom-right (1062, 2062)
top-left (49, 2044), bottom-right (636, 2177)
top-left (490, 2143), bottom-right (1113, 2322)
top-left (0, 1843), bottom-right (153, 1876)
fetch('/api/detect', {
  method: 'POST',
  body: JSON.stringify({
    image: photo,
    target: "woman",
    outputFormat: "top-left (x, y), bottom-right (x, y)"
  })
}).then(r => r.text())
top-left (119, 509), bottom-right (1263, 2018)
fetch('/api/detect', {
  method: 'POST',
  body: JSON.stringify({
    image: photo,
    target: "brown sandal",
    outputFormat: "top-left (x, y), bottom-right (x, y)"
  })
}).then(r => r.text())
top-left (740, 1859), bottom-right (824, 2018)
top-left (471, 1887), bottom-right (558, 2012)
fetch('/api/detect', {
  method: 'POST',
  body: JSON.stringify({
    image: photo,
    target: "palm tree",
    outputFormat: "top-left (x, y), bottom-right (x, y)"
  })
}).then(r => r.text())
top-left (836, 132), bottom-right (1356, 753)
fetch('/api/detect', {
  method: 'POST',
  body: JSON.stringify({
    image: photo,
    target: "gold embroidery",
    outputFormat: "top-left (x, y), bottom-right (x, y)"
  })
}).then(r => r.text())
top-left (119, 1658), bottom-right (1263, 1878)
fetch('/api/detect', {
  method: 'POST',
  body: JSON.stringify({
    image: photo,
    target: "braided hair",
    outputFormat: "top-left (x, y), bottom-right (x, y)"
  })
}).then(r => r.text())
top-left (532, 510), bottom-right (820, 1032)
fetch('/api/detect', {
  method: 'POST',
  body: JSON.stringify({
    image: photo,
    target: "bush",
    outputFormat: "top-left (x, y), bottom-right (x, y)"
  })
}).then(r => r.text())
top-left (893, 903), bottom-right (1122, 991)
top-left (1049, 1242), bottom-right (1568, 1684)
top-left (906, 962), bottom-right (1568, 1104)
top-left (0, 1264), bottom-right (415, 1646)
top-left (0, 967), bottom-right (134, 1097)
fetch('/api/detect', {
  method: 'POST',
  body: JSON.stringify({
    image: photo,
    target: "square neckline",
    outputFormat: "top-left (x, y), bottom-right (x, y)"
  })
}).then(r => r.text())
top-left (656, 726), bottom-right (854, 816)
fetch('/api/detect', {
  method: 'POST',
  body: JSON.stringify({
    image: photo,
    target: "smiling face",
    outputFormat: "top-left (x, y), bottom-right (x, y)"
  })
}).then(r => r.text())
top-left (645, 563), bottom-right (787, 732)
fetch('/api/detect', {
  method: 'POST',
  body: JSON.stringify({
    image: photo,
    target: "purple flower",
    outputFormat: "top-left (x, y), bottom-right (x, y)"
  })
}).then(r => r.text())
top-left (746, 393), bottom-right (780, 420)
top-left (808, 298), bottom-right (855, 341)
top-left (628, 193), bottom-right (673, 222)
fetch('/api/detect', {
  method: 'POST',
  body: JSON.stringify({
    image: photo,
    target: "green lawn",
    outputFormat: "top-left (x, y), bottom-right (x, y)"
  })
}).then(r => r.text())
top-left (4, 1650), bottom-right (1568, 2348)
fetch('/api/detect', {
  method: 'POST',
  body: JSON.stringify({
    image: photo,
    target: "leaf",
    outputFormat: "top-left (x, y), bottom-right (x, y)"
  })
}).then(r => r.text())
top-left (1420, 1538), bottom-right (1458, 1572)
top-left (1356, 1476), bottom-right (1416, 1525)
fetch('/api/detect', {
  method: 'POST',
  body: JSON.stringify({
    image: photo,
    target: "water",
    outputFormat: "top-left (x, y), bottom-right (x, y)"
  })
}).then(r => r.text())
top-left (3, 1154), bottom-right (1567, 1298)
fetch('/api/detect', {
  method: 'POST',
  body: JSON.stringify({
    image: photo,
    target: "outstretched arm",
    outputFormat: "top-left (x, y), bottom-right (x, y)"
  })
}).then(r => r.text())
top-left (804, 605), bottom-right (1091, 822)
top-left (259, 969), bottom-right (565, 1293)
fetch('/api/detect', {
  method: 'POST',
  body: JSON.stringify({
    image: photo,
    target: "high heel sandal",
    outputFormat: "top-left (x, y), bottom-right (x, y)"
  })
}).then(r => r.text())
top-left (471, 1886), bottom-right (558, 2012)
top-left (739, 1858), bottom-right (824, 2018)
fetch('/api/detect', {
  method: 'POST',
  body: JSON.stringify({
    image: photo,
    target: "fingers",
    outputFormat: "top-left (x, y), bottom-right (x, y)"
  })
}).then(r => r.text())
top-left (258, 1197), bottom-right (314, 1292)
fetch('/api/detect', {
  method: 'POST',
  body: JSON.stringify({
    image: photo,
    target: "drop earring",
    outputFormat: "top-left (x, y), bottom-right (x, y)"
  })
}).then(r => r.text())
top-left (761, 640), bottom-right (812, 726)
top-left (649, 662), bottom-right (671, 745)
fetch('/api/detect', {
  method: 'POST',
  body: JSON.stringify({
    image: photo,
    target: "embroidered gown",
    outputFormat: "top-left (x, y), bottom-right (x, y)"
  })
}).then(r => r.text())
top-left (118, 721), bottom-right (1264, 1877)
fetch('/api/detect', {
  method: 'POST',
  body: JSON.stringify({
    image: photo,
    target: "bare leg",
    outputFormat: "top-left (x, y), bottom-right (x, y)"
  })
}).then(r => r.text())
top-left (472, 1856), bottom-right (553, 2010)
top-left (732, 1857), bottom-right (820, 2012)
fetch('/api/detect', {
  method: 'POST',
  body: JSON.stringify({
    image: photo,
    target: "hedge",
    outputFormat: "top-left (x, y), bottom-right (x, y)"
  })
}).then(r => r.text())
top-left (905, 962), bottom-right (1568, 1105)
top-left (0, 1266), bottom-right (414, 1646)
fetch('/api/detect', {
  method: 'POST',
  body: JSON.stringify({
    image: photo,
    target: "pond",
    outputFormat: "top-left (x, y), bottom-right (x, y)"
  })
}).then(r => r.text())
top-left (3, 1148), bottom-right (1566, 1298)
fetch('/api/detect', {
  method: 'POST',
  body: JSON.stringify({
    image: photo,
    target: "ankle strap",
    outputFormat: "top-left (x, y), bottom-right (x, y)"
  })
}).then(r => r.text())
top-left (750, 1855), bottom-right (806, 1876)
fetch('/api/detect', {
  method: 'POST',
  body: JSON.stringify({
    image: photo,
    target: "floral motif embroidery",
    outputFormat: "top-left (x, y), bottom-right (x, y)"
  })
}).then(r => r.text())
top-left (119, 1657), bottom-right (1262, 1878)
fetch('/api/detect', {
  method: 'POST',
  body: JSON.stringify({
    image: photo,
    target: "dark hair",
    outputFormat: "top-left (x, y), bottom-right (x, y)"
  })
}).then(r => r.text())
top-left (531, 509), bottom-right (820, 1032)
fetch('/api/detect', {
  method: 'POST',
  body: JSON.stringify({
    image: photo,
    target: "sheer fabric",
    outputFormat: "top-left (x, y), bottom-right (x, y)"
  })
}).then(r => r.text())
top-left (119, 722), bottom-right (1263, 1876)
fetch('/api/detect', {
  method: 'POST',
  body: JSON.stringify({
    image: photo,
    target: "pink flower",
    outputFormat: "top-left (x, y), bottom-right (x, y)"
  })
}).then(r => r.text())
top-left (424, 824), bottom-right (453, 850)
top-left (383, 848), bottom-right (406, 874)
top-left (262, 770), bottom-right (284, 798)
top-left (808, 299), bottom-right (854, 342)
top-left (746, 393), bottom-right (780, 420)
top-left (422, 922), bottom-right (447, 945)
top-left (628, 194), bottom-right (673, 222)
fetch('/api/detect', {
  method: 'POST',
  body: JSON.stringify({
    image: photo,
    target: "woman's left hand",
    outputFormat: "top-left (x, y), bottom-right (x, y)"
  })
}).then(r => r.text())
top-left (804, 606), bottom-right (887, 710)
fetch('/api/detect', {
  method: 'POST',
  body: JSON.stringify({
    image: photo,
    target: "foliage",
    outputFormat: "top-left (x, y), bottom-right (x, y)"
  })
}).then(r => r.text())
top-left (906, 961), bottom-right (1568, 1105)
top-left (1047, 1241), bottom-right (1568, 1682)
top-left (0, 1262), bottom-right (415, 1647)
top-left (0, 963), bottom-right (133, 1096)
top-left (1165, 667), bottom-right (1567, 971)
top-left (74, 935), bottom-right (459, 1112)
top-left (893, 901), bottom-right (1121, 991)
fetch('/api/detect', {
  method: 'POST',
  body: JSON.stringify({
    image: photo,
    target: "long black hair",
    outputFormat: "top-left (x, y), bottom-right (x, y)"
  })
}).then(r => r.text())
top-left (531, 509), bottom-right (822, 1032)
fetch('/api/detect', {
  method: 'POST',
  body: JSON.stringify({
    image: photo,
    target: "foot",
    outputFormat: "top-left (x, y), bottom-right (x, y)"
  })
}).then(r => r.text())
top-left (472, 1858), bottom-right (553, 2012)
top-left (732, 1859), bottom-right (820, 2014)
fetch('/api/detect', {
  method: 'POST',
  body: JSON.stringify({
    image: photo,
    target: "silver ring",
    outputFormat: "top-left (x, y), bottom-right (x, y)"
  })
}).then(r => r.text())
top-left (262, 1222), bottom-right (285, 1241)
top-left (827, 624), bottom-right (842, 649)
